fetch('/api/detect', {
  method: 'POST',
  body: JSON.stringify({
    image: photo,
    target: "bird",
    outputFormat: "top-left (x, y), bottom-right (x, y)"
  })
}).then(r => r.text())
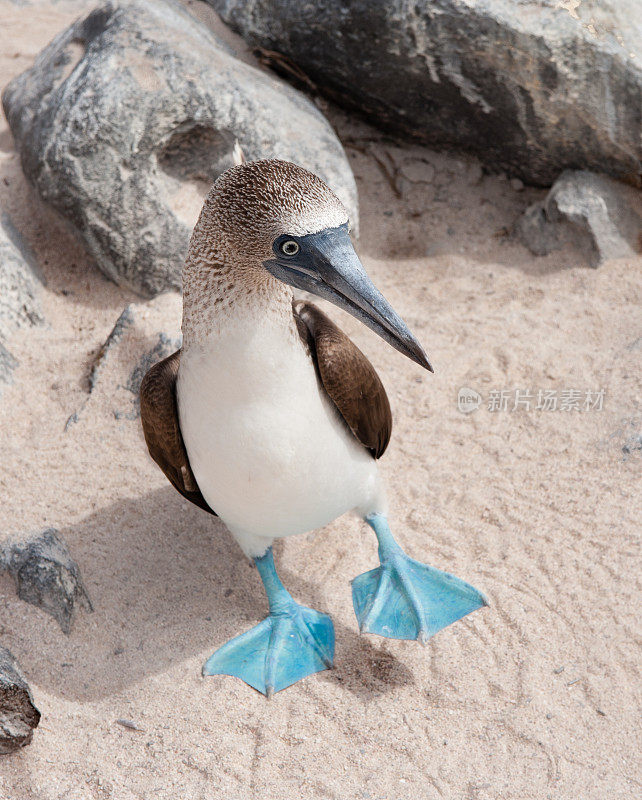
top-left (140, 156), bottom-right (487, 697)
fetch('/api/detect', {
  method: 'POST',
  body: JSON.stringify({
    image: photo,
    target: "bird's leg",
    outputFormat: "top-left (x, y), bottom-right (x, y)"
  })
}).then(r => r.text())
top-left (351, 513), bottom-right (488, 643)
top-left (202, 547), bottom-right (334, 697)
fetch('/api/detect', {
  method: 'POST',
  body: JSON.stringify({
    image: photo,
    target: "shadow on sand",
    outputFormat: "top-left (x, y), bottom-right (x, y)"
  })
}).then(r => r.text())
top-left (8, 486), bottom-right (413, 702)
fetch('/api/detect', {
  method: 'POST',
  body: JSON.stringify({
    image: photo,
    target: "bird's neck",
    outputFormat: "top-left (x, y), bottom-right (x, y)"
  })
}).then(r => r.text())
top-left (181, 252), bottom-right (296, 352)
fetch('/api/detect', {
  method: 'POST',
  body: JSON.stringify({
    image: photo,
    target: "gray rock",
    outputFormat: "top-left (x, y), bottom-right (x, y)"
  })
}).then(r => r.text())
top-left (598, 416), bottom-right (642, 461)
top-left (89, 305), bottom-right (181, 406)
top-left (622, 432), bottom-right (642, 458)
top-left (2, 0), bottom-right (358, 298)
top-left (209, 0), bottom-right (642, 186)
top-left (0, 647), bottom-right (40, 754)
top-left (516, 170), bottom-right (642, 266)
top-left (65, 295), bottom-right (182, 428)
top-left (0, 213), bottom-right (44, 389)
top-left (0, 213), bottom-right (43, 342)
top-left (1, 529), bottom-right (92, 634)
top-left (88, 306), bottom-right (136, 395)
top-left (0, 343), bottom-right (19, 390)
top-left (118, 331), bottom-right (182, 420)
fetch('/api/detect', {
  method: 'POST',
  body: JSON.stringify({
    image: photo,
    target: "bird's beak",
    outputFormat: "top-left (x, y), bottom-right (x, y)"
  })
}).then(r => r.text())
top-left (264, 223), bottom-right (433, 371)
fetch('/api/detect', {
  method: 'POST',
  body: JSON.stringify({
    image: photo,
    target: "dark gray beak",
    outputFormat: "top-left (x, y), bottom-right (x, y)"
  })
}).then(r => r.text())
top-left (264, 223), bottom-right (433, 371)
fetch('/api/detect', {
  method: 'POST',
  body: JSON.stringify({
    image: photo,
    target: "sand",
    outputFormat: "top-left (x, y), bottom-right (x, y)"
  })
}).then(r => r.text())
top-left (1, 2), bottom-right (641, 798)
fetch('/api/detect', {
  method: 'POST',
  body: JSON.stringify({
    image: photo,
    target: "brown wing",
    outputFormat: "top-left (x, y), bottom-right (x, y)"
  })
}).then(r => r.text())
top-left (294, 301), bottom-right (392, 459)
top-left (139, 350), bottom-right (216, 515)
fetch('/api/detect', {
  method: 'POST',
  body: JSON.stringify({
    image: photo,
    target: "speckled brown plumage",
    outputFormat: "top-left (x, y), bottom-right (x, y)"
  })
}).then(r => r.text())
top-left (181, 159), bottom-right (348, 348)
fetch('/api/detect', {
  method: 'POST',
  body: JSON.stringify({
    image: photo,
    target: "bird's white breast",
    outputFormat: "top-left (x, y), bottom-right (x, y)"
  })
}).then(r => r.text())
top-left (177, 314), bottom-right (382, 556)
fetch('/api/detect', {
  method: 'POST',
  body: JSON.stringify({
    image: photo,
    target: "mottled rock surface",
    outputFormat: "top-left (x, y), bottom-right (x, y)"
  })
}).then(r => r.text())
top-left (2, 0), bottom-right (358, 297)
top-left (0, 343), bottom-right (19, 389)
top-left (121, 331), bottom-right (182, 420)
top-left (517, 171), bottom-right (642, 266)
top-left (0, 213), bottom-right (43, 342)
top-left (66, 292), bottom-right (182, 427)
top-left (0, 648), bottom-right (40, 754)
top-left (209, 0), bottom-right (642, 186)
top-left (0, 213), bottom-right (43, 387)
top-left (1, 529), bottom-right (92, 634)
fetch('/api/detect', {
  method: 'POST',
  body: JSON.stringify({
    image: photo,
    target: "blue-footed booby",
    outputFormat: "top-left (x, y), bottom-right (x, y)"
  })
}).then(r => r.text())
top-left (140, 158), bottom-right (487, 696)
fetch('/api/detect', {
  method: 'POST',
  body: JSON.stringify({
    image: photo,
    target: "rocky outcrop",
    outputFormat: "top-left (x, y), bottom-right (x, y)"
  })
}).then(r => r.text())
top-left (0, 344), bottom-right (19, 390)
top-left (516, 171), bottom-right (642, 266)
top-left (1, 529), bottom-right (92, 634)
top-left (0, 213), bottom-right (43, 388)
top-left (2, 0), bottom-right (358, 298)
top-left (208, 0), bottom-right (642, 186)
top-left (65, 292), bottom-right (182, 427)
top-left (0, 213), bottom-right (43, 342)
top-left (0, 648), bottom-right (40, 754)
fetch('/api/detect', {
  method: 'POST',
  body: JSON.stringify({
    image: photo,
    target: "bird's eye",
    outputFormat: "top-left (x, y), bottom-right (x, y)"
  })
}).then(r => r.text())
top-left (280, 240), bottom-right (300, 256)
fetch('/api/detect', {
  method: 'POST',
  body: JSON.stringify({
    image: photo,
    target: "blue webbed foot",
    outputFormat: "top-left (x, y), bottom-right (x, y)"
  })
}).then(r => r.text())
top-left (203, 548), bottom-right (334, 696)
top-left (202, 602), bottom-right (334, 696)
top-left (352, 514), bottom-right (488, 643)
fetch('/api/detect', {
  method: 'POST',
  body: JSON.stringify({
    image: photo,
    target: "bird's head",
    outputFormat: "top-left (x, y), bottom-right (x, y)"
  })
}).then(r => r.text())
top-left (200, 159), bottom-right (432, 371)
